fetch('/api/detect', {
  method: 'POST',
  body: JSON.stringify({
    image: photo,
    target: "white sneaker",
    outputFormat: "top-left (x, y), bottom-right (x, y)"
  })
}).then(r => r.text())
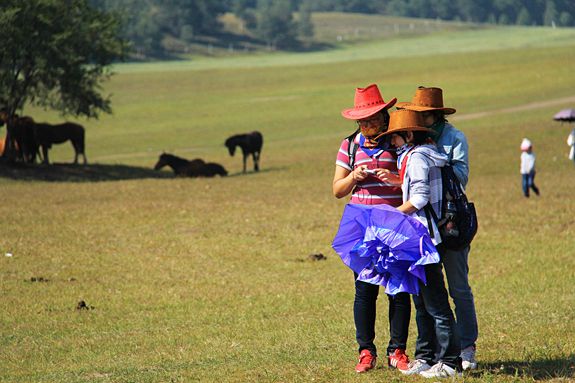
top-left (420, 362), bottom-right (462, 378)
top-left (400, 359), bottom-right (431, 375)
top-left (461, 345), bottom-right (478, 370)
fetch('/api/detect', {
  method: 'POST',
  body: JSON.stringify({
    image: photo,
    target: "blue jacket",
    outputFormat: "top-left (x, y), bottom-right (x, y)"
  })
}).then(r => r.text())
top-left (436, 122), bottom-right (469, 188)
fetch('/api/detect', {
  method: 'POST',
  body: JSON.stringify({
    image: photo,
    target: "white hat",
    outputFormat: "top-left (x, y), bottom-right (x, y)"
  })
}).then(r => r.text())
top-left (520, 138), bottom-right (532, 151)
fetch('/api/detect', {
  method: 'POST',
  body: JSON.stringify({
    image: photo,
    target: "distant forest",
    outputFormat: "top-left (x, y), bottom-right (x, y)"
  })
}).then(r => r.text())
top-left (89, 0), bottom-right (575, 57)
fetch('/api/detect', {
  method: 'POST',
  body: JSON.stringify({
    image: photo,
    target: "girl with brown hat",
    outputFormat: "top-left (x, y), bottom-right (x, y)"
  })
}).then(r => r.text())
top-left (397, 86), bottom-right (478, 371)
top-left (333, 84), bottom-right (411, 373)
top-left (382, 109), bottom-right (462, 378)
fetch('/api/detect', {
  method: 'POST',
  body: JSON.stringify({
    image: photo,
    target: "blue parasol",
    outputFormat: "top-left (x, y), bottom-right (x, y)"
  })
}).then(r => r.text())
top-left (332, 204), bottom-right (440, 295)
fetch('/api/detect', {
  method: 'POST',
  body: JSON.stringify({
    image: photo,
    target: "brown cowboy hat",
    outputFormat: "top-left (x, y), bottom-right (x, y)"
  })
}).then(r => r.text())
top-left (395, 86), bottom-right (456, 115)
top-left (341, 84), bottom-right (397, 120)
top-left (381, 109), bottom-right (435, 136)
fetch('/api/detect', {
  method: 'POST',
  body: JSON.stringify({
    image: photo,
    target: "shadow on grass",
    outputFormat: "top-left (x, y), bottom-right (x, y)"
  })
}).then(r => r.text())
top-left (0, 162), bottom-right (173, 182)
top-left (476, 356), bottom-right (575, 380)
top-left (0, 163), bottom-right (288, 182)
top-left (225, 166), bottom-right (288, 178)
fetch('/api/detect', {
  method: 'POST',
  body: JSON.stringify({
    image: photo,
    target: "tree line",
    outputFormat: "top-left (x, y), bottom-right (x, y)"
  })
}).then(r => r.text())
top-left (88, 0), bottom-right (314, 56)
top-left (309, 0), bottom-right (574, 27)
top-left (87, 0), bottom-right (574, 57)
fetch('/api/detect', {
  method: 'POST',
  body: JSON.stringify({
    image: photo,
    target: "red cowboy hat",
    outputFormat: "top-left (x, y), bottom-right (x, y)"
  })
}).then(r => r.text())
top-left (341, 84), bottom-right (397, 120)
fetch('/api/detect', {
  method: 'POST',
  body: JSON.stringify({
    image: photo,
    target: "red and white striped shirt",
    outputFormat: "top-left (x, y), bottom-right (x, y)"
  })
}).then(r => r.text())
top-left (336, 135), bottom-right (402, 206)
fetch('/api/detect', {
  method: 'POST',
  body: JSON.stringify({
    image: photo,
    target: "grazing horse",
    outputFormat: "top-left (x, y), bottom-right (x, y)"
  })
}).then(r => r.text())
top-left (224, 131), bottom-right (263, 173)
top-left (154, 153), bottom-right (227, 178)
top-left (31, 122), bottom-right (87, 164)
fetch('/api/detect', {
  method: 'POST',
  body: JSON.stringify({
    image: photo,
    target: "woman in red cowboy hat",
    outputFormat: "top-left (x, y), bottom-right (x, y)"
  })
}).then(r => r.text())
top-left (332, 84), bottom-right (412, 373)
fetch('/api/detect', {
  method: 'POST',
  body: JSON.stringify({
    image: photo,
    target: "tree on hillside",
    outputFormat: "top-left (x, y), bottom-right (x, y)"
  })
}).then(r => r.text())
top-left (255, 0), bottom-right (298, 49)
top-left (455, 0), bottom-right (488, 22)
top-left (0, 0), bottom-right (127, 160)
top-left (154, 0), bottom-right (228, 41)
top-left (558, 11), bottom-right (572, 26)
top-left (297, 1), bottom-right (314, 39)
top-left (543, 0), bottom-right (558, 26)
top-left (516, 7), bottom-right (532, 25)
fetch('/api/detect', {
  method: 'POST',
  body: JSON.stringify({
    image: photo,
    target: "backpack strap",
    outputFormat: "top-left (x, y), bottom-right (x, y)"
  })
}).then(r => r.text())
top-left (423, 202), bottom-right (439, 239)
top-left (346, 129), bottom-right (360, 169)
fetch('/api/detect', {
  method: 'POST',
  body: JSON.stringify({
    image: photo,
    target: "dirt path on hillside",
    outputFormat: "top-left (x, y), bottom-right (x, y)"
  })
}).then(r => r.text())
top-left (91, 95), bottom-right (575, 162)
top-left (453, 95), bottom-right (575, 122)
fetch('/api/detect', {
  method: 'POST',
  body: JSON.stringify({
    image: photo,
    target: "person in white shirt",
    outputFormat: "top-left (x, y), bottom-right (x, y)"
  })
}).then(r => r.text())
top-left (520, 138), bottom-right (540, 198)
top-left (567, 128), bottom-right (575, 164)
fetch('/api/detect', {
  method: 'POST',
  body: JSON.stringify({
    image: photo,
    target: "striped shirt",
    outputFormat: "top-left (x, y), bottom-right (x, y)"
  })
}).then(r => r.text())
top-left (336, 135), bottom-right (402, 206)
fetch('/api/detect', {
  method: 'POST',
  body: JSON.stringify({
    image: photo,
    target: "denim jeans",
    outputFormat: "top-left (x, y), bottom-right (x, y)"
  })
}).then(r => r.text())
top-left (412, 262), bottom-right (461, 369)
top-left (522, 172), bottom-right (539, 197)
top-left (441, 245), bottom-right (479, 350)
top-left (354, 274), bottom-right (411, 356)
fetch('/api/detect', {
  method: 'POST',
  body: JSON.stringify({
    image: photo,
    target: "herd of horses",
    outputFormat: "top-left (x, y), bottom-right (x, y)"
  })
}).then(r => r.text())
top-left (0, 109), bottom-right (262, 178)
top-left (0, 110), bottom-right (86, 165)
top-left (155, 131), bottom-right (263, 178)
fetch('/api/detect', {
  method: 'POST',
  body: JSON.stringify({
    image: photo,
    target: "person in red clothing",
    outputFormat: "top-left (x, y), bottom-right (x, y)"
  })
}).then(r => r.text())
top-left (332, 84), bottom-right (411, 373)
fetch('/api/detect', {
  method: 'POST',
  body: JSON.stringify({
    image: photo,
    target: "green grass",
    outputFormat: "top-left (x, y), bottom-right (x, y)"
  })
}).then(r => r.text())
top-left (114, 24), bottom-right (575, 73)
top-left (309, 12), bottom-right (481, 44)
top-left (1, 23), bottom-right (575, 382)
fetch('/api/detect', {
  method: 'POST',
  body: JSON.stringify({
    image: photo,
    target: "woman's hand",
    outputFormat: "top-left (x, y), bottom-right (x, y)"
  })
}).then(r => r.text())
top-left (352, 165), bottom-right (369, 182)
top-left (376, 168), bottom-right (401, 186)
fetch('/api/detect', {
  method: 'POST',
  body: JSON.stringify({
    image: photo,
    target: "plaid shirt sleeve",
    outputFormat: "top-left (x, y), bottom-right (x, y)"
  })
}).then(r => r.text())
top-left (406, 153), bottom-right (431, 210)
top-left (406, 153), bottom-right (443, 213)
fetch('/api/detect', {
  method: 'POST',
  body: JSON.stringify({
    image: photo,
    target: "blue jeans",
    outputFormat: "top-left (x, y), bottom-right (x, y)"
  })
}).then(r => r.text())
top-left (413, 262), bottom-right (461, 369)
top-left (522, 172), bottom-right (539, 197)
top-left (441, 245), bottom-right (478, 350)
top-left (354, 275), bottom-right (411, 356)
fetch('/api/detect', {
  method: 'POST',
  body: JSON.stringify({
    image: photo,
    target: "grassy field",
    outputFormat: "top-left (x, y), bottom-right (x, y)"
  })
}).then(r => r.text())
top-left (1, 22), bottom-right (575, 383)
top-left (175, 12), bottom-right (482, 57)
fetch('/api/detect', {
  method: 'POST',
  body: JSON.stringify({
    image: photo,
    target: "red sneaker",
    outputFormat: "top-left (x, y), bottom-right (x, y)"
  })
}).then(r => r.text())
top-left (388, 348), bottom-right (410, 371)
top-left (355, 349), bottom-right (377, 373)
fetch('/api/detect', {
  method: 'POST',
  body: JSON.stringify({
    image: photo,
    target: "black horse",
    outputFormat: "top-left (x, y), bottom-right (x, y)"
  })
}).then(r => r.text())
top-left (200, 162), bottom-right (228, 177)
top-left (154, 153), bottom-right (227, 177)
top-left (31, 122), bottom-right (87, 165)
top-left (154, 153), bottom-right (204, 176)
top-left (224, 131), bottom-right (263, 173)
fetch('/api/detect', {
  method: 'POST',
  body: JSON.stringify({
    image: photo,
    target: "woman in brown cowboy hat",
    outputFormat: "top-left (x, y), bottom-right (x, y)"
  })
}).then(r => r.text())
top-left (396, 86), bottom-right (478, 371)
top-left (381, 109), bottom-right (462, 378)
top-left (333, 84), bottom-right (412, 373)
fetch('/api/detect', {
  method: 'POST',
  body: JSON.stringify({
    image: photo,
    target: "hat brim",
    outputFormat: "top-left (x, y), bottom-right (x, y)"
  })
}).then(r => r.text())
top-left (395, 102), bottom-right (456, 115)
top-left (381, 126), bottom-right (435, 136)
top-left (341, 98), bottom-right (397, 120)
